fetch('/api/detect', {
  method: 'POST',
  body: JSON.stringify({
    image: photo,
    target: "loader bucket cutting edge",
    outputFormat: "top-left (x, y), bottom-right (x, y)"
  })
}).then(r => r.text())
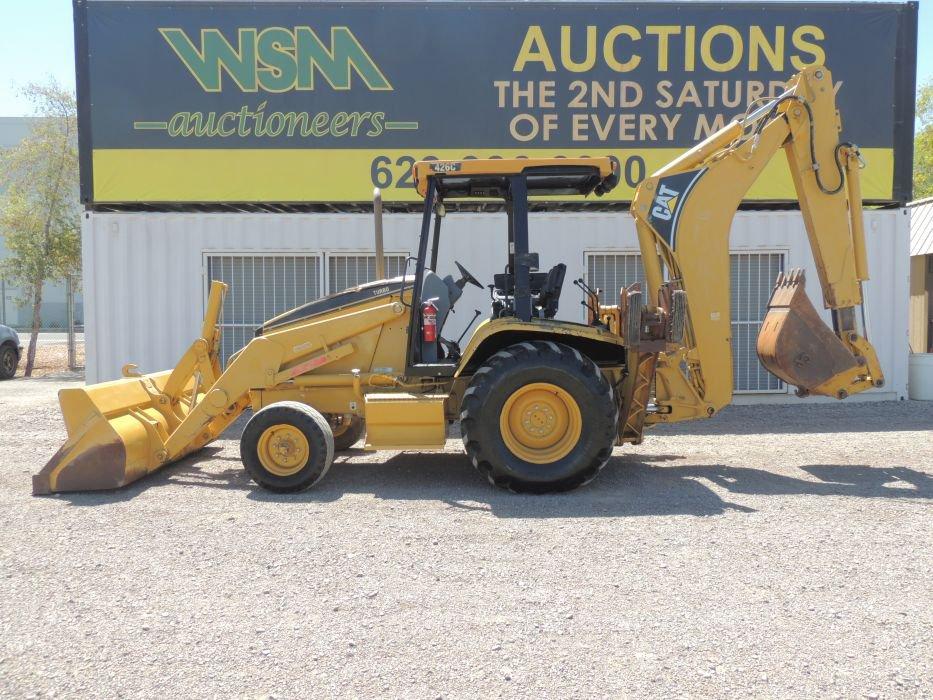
top-left (756, 270), bottom-right (861, 397)
top-left (33, 373), bottom-right (209, 495)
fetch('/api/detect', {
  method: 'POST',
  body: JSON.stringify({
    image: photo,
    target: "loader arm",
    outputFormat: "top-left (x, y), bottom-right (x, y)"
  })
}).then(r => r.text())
top-left (33, 280), bottom-right (411, 494)
top-left (630, 65), bottom-right (884, 422)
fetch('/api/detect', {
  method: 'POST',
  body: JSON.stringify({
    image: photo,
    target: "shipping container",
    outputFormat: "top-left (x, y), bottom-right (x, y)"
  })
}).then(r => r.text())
top-left (82, 209), bottom-right (909, 402)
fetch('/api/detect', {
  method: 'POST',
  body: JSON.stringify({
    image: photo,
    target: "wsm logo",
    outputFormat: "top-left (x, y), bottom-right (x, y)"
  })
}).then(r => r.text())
top-left (159, 26), bottom-right (393, 92)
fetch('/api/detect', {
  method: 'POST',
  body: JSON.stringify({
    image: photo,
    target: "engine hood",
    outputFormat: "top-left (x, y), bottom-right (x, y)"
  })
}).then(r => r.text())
top-left (256, 276), bottom-right (413, 337)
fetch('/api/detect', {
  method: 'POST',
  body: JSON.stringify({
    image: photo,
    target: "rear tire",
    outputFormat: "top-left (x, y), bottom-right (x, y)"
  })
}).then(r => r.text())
top-left (460, 341), bottom-right (617, 493)
top-left (328, 414), bottom-right (365, 451)
top-left (0, 345), bottom-right (17, 380)
top-left (240, 401), bottom-right (334, 493)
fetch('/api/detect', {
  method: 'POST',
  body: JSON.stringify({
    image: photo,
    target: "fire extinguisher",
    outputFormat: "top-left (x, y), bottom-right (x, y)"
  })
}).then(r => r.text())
top-left (422, 300), bottom-right (438, 343)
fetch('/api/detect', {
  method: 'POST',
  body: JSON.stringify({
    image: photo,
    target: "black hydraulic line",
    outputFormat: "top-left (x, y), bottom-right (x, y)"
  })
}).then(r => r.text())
top-left (757, 95), bottom-right (849, 196)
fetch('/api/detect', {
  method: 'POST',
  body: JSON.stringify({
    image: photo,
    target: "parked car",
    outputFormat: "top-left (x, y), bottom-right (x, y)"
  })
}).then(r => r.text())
top-left (0, 325), bottom-right (22, 379)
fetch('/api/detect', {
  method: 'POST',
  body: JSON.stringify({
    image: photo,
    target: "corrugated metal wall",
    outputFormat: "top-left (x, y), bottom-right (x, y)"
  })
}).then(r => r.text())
top-left (205, 253), bottom-right (323, 366)
top-left (82, 209), bottom-right (909, 401)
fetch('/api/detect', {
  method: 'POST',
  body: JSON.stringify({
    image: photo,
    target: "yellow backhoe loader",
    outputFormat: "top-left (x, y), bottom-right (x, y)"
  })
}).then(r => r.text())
top-left (33, 65), bottom-right (883, 496)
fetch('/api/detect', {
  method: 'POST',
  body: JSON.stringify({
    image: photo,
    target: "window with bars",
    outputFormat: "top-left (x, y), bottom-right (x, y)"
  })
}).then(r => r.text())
top-left (729, 252), bottom-right (784, 392)
top-left (206, 254), bottom-right (322, 367)
top-left (585, 251), bottom-right (785, 393)
top-left (327, 254), bottom-right (408, 294)
top-left (586, 253), bottom-right (648, 306)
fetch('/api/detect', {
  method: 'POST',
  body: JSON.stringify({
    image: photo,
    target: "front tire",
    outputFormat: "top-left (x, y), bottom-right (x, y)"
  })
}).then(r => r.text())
top-left (0, 345), bottom-right (17, 380)
top-left (240, 402), bottom-right (334, 493)
top-left (460, 341), bottom-right (618, 493)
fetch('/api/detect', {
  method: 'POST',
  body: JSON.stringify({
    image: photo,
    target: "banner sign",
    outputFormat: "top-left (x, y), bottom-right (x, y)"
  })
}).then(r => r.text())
top-left (76, 0), bottom-right (918, 204)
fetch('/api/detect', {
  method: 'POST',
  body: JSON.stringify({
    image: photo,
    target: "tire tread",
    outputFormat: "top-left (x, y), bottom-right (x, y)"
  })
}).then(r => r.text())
top-left (240, 401), bottom-right (334, 493)
top-left (460, 341), bottom-right (618, 493)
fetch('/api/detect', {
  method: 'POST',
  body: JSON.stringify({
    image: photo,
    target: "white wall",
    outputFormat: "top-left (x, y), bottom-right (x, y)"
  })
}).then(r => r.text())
top-left (82, 209), bottom-right (909, 401)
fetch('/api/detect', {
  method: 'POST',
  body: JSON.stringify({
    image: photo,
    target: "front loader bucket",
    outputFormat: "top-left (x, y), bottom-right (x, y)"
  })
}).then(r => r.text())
top-left (32, 371), bottom-right (211, 495)
top-left (756, 270), bottom-right (861, 397)
top-left (33, 281), bottom-right (239, 495)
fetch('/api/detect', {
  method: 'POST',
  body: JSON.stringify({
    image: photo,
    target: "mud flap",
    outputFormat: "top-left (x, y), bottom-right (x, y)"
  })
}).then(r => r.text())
top-left (757, 270), bottom-right (861, 397)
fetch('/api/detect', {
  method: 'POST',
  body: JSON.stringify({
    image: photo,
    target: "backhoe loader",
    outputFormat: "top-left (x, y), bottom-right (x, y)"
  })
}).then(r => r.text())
top-left (33, 64), bottom-right (883, 495)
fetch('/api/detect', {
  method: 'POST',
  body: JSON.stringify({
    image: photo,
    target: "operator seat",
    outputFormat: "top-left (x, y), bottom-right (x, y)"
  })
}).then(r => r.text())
top-left (421, 270), bottom-right (462, 331)
top-left (534, 263), bottom-right (566, 319)
top-left (419, 270), bottom-right (463, 363)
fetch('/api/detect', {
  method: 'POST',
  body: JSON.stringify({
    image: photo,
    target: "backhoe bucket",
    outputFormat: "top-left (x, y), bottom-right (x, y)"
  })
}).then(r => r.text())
top-left (756, 270), bottom-right (860, 396)
top-left (33, 281), bottom-right (232, 495)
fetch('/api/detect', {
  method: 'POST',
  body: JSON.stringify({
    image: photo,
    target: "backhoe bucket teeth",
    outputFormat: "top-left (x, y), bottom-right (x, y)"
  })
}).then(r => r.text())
top-left (757, 270), bottom-right (860, 396)
top-left (32, 372), bottom-right (208, 495)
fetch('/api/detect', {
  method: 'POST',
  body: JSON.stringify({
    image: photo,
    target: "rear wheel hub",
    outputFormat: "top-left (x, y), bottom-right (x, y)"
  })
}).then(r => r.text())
top-left (499, 383), bottom-right (582, 464)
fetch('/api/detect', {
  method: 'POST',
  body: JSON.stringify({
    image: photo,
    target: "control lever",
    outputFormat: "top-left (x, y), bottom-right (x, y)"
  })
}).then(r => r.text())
top-left (573, 278), bottom-right (601, 321)
top-left (457, 309), bottom-right (482, 346)
top-left (575, 277), bottom-right (601, 300)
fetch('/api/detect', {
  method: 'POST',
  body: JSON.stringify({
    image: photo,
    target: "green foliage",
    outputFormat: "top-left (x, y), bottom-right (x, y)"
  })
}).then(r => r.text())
top-left (916, 78), bottom-right (933, 201)
top-left (0, 81), bottom-right (80, 296)
top-left (0, 80), bottom-right (80, 374)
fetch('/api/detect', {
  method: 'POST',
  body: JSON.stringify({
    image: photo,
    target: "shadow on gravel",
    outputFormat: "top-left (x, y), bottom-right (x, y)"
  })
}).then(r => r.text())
top-left (53, 449), bottom-right (932, 518)
top-left (652, 401), bottom-right (933, 435)
top-left (674, 464), bottom-right (933, 500)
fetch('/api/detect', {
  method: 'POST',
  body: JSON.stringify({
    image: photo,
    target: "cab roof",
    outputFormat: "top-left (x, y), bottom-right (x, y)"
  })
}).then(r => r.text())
top-left (412, 157), bottom-right (619, 200)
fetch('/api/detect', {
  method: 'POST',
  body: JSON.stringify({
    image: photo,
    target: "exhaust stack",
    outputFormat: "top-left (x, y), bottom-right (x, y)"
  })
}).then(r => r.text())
top-left (373, 187), bottom-right (385, 279)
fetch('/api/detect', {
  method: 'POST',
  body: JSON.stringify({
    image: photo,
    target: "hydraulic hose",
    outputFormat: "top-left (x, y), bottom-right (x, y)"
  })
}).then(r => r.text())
top-left (756, 95), bottom-right (852, 196)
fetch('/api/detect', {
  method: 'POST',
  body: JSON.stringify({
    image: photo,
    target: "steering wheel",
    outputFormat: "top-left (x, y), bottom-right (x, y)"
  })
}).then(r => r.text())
top-left (455, 261), bottom-right (484, 290)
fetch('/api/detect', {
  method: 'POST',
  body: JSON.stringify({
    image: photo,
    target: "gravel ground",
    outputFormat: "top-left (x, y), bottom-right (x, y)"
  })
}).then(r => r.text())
top-left (1, 378), bottom-right (931, 698)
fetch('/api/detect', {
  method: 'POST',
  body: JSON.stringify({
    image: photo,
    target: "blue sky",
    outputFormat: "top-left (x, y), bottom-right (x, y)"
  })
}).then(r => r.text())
top-left (0, 0), bottom-right (930, 116)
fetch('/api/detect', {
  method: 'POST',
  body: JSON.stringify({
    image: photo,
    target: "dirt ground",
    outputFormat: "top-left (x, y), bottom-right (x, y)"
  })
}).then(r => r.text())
top-left (0, 377), bottom-right (930, 698)
top-left (12, 342), bottom-right (84, 379)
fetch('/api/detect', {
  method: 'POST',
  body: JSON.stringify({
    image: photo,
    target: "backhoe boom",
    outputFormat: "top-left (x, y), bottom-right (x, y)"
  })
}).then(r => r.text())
top-left (629, 65), bottom-right (884, 421)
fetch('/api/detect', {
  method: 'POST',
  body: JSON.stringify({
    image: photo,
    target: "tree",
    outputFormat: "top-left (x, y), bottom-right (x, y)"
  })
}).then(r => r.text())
top-left (916, 78), bottom-right (933, 200)
top-left (0, 81), bottom-right (80, 376)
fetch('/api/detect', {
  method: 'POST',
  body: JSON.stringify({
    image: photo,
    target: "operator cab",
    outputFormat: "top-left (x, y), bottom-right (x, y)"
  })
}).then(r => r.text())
top-left (405, 157), bottom-right (619, 376)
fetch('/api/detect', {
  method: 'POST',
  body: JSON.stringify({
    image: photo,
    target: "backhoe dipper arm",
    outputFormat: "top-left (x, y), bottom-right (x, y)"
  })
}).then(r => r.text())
top-left (630, 65), bottom-right (884, 421)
